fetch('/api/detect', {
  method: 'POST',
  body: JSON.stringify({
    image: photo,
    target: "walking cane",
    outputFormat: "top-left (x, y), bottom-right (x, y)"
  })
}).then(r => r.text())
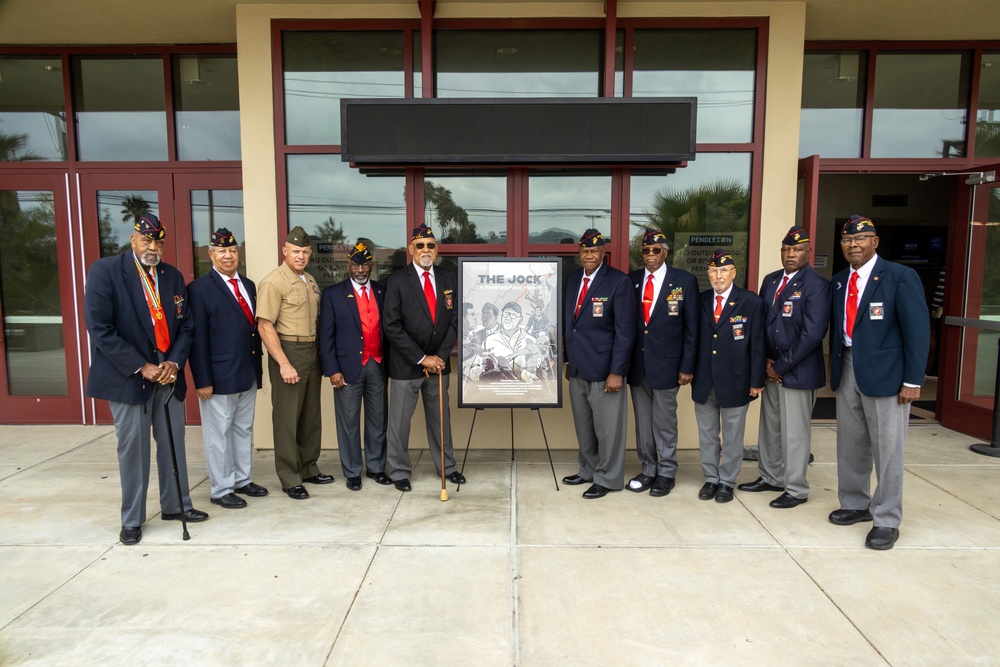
top-left (163, 385), bottom-right (191, 540)
top-left (425, 368), bottom-right (449, 502)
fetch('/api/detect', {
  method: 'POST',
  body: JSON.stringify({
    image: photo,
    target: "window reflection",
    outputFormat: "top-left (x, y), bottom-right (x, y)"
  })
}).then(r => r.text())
top-left (976, 51), bottom-right (1000, 158)
top-left (283, 31), bottom-right (406, 145)
top-left (191, 190), bottom-right (245, 278)
top-left (871, 52), bottom-right (970, 158)
top-left (0, 190), bottom-right (68, 396)
top-left (73, 57), bottom-right (168, 161)
top-left (0, 56), bottom-right (68, 161)
top-left (174, 55), bottom-right (241, 160)
top-left (633, 29), bottom-right (756, 144)
top-left (528, 174), bottom-right (611, 244)
top-left (425, 174), bottom-right (507, 244)
top-left (96, 190), bottom-right (159, 257)
top-left (287, 155), bottom-right (405, 288)
top-left (630, 154), bottom-right (752, 289)
top-left (800, 51), bottom-right (866, 158)
top-left (436, 30), bottom-right (603, 98)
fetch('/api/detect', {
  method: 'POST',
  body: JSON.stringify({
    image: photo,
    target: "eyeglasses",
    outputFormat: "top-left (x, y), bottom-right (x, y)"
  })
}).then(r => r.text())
top-left (839, 234), bottom-right (876, 246)
top-left (641, 247), bottom-right (664, 256)
top-left (413, 242), bottom-right (437, 250)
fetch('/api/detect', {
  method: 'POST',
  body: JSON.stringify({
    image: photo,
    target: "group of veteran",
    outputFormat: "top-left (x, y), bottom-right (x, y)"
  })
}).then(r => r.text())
top-left (85, 211), bottom-right (926, 552)
top-left (559, 217), bottom-right (928, 551)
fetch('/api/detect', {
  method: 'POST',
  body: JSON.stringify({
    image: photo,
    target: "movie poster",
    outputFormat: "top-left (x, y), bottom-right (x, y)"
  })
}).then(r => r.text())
top-left (457, 258), bottom-right (562, 408)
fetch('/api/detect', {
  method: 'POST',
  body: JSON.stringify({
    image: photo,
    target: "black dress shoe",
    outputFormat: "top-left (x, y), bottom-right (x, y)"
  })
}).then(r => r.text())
top-left (828, 508), bottom-right (873, 525)
top-left (562, 474), bottom-right (590, 486)
top-left (738, 477), bottom-right (784, 493)
top-left (211, 492), bottom-right (248, 509)
top-left (303, 473), bottom-right (334, 485)
top-left (161, 508), bottom-right (209, 522)
top-left (865, 526), bottom-right (899, 550)
top-left (282, 485), bottom-right (310, 500)
top-left (234, 482), bottom-right (269, 497)
top-left (447, 471), bottom-right (466, 484)
top-left (698, 482), bottom-right (719, 500)
top-left (366, 471), bottom-right (394, 486)
top-left (119, 526), bottom-right (142, 545)
top-left (582, 483), bottom-right (619, 499)
top-left (394, 478), bottom-right (412, 492)
top-left (627, 473), bottom-right (655, 493)
top-left (346, 476), bottom-right (362, 491)
top-left (769, 492), bottom-right (807, 509)
top-left (715, 484), bottom-right (735, 503)
top-left (649, 476), bottom-right (676, 498)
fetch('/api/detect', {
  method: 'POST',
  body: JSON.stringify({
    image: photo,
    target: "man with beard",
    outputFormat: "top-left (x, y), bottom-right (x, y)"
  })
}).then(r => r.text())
top-left (257, 226), bottom-right (332, 500)
top-left (626, 229), bottom-right (699, 498)
top-left (383, 224), bottom-right (465, 491)
top-left (739, 225), bottom-right (829, 509)
top-left (84, 213), bottom-right (208, 545)
top-left (188, 228), bottom-right (268, 510)
top-left (828, 215), bottom-right (929, 550)
top-left (691, 250), bottom-right (765, 504)
top-left (562, 228), bottom-right (635, 499)
top-left (318, 241), bottom-right (392, 491)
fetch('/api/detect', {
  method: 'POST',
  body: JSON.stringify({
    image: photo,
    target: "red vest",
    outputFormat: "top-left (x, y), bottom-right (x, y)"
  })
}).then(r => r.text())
top-left (357, 285), bottom-right (383, 365)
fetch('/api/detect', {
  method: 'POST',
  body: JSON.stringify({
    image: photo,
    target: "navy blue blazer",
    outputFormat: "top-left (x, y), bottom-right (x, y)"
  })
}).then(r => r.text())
top-left (758, 264), bottom-right (830, 390)
top-left (383, 264), bottom-right (458, 381)
top-left (691, 285), bottom-right (766, 408)
top-left (563, 264), bottom-right (635, 382)
top-left (187, 270), bottom-right (263, 395)
top-left (830, 256), bottom-right (929, 396)
top-left (319, 278), bottom-right (387, 383)
top-left (84, 251), bottom-right (194, 404)
top-left (627, 266), bottom-right (699, 390)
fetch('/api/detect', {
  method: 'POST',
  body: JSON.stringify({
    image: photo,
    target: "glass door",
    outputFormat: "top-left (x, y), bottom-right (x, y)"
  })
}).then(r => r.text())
top-left (0, 173), bottom-right (83, 423)
top-left (939, 166), bottom-right (1000, 439)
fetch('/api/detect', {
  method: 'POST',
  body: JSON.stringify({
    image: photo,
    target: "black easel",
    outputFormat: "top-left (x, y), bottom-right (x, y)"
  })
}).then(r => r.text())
top-left (455, 407), bottom-right (560, 491)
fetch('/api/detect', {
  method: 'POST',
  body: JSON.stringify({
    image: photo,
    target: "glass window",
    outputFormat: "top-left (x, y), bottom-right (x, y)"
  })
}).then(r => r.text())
top-left (436, 30), bottom-right (603, 98)
top-left (528, 173), bottom-right (611, 244)
top-left (0, 56), bottom-right (68, 161)
top-left (72, 56), bottom-right (168, 161)
top-left (283, 31), bottom-right (407, 145)
top-left (800, 51), bottom-right (867, 158)
top-left (871, 52), bottom-right (970, 158)
top-left (287, 155), bottom-right (405, 288)
top-left (975, 51), bottom-right (1000, 158)
top-left (425, 173), bottom-right (506, 245)
top-left (191, 190), bottom-right (245, 279)
top-left (0, 190), bottom-right (68, 396)
top-left (173, 54), bottom-right (241, 161)
top-left (633, 29), bottom-right (757, 144)
top-left (629, 153), bottom-right (752, 289)
top-left (96, 190), bottom-right (160, 257)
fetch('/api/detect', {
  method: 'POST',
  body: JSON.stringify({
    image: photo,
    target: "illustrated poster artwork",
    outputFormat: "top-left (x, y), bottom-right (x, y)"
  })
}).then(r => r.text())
top-left (457, 258), bottom-right (562, 409)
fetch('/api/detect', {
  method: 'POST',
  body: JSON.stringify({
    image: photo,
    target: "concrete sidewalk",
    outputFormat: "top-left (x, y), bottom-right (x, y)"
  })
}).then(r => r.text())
top-left (1, 423), bottom-right (999, 666)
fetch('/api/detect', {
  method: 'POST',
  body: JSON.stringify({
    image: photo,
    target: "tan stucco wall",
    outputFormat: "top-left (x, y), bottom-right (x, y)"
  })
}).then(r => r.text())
top-left (235, 2), bottom-right (808, 450)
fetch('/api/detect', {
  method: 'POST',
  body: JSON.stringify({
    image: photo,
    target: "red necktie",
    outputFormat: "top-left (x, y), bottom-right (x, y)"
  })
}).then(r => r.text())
top-left (362, 285), bottom-right (370, 305)
top-left (642, 275), bottom-right (654, 324)
top-left (574, 276), bottom-right (590, 318)
top-left (714, 294), bottom-right (724, 324)
top-left (138, 264), bottom-right (169, 353)
top-left (423, 271), bottom-right (436, 324)
top-left (846, 271), bottom-right (859, 338)
top-left (229, 278), bottom-right (255, 326)
top-left (774, 275), bottom-right (789, 304)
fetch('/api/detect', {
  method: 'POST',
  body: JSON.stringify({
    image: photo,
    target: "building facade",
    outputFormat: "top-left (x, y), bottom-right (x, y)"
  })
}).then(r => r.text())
top-left (1, 0), bottom-right (998, 444)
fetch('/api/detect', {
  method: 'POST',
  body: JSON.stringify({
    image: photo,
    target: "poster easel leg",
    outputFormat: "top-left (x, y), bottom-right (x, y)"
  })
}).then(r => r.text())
top-left (533, 408), bottom-right (560, 491)
top-left (457, 408), bottom-right (481, 492)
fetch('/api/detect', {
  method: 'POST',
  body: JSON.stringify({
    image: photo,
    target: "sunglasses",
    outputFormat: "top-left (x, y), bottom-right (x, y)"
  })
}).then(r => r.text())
top-left (413, 242), bottom-right (437, 250)
top-left (641, 247), bottom-right (664, 256)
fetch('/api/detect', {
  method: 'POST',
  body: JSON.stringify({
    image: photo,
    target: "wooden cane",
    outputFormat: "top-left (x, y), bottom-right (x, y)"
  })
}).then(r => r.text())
top-left (438, 369), bottom-right (449, 501)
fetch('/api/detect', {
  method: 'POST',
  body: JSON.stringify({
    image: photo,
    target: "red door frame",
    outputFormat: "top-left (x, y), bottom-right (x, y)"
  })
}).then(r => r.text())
top-left (0, 171), bottom-right (85, 424)
top-left (938, 167), bottom-right (1000, 439)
